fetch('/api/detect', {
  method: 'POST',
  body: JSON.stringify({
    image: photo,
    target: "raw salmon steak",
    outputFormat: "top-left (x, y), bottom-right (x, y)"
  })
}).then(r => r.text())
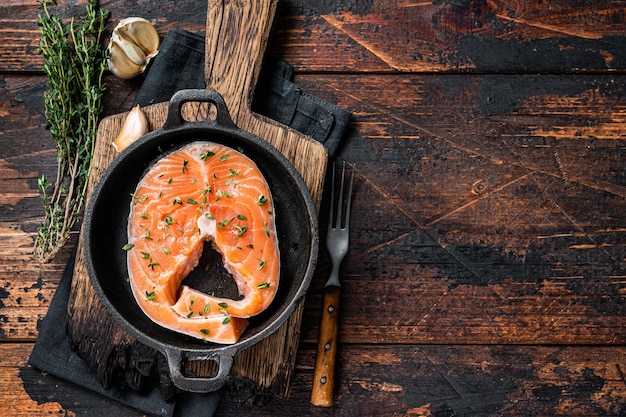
top-left (125, 141), bottom-right (279, 344)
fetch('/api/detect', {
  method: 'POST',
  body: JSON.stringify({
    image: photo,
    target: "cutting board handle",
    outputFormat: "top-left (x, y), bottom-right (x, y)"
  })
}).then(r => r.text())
top-left (205, 0), bottom-right (278, 124)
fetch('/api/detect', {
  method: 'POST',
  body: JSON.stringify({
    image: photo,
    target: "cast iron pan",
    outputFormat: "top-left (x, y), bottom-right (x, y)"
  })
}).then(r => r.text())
top-left (84, 89), bottom-right (318, 393)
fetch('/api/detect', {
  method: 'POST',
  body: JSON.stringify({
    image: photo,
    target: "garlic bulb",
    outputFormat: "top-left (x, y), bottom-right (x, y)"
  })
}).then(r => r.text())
top-left (107, 17), bottom-right (160, 79)
top-left (112, 105), bottom-right (150, 152)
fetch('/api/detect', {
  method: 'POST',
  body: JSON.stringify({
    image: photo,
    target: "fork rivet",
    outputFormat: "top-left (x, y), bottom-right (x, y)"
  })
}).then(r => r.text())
top-left (324, 343), bottom-right (331, 350)
top-left (328, 305), bottom-right (335, 313)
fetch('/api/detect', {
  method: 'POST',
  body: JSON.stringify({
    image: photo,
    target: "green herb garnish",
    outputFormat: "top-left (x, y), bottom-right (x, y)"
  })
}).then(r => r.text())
top-left (130, 193), bottom-right (148, 205)
top-left (234, 225), bottom-right (248, 237)
top-left (34, 0), bottom-right (110, 263)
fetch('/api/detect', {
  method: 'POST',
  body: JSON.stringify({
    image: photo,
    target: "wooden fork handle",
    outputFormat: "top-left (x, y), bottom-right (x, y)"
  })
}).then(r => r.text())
top-left (311, 286), bottom-right (341, 407)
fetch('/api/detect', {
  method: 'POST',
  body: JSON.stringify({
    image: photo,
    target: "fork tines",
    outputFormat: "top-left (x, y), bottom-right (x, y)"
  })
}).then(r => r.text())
top-left (329, 161), bottom-right (354, 231)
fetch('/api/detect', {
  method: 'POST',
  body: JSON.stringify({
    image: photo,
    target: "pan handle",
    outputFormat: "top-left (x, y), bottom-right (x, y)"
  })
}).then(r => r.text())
top-left (164, 347), bottom-right (235, 393)
top-left (163, 89), bottom-right (237, 130)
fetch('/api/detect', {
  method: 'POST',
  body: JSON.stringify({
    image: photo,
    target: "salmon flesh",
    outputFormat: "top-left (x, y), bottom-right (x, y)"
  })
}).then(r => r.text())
top-left (125, 142), bottom-right (279, 344)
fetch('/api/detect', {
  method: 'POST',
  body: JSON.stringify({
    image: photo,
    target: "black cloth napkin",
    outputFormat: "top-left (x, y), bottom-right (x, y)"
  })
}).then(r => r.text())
top-left (29, 250), bottom-right (176, 416)
top-left (29, 28), bottom-right (351, 417)
top-left (135, 29), bottom-right (351, 156)
top-left (28, 250), bottom-right (222, 417)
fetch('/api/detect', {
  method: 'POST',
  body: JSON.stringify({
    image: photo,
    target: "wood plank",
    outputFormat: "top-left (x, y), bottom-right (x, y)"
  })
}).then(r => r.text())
top-left (222, 344), bottom-right (626, 416)
top-left (2, 72), bottom-right (626, 346)
top-left (299, 72), bottom-right (626, 345)
top-left (0, 343), bottom-right (148, 416)
top-left (274, 0), bottom-right (626, 73)
top-left (3, 343), bottom-right (625, 416)
top-left (3, 1), bottom-right (626, 73)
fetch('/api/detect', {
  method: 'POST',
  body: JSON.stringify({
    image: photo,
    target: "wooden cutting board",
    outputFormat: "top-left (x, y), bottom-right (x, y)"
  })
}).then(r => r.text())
top-left (66, 0), bottom-right (327, 399)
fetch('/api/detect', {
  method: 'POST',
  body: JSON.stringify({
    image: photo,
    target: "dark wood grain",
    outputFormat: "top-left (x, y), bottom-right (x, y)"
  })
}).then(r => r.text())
top-left (6, 343), bottom-right (626, 416)
top-left (1, 0), bottom-right (626, 415)
top-left (2, 72), bottom-right (625, 345)
top-left (3, 1), bottom-right (626, 73)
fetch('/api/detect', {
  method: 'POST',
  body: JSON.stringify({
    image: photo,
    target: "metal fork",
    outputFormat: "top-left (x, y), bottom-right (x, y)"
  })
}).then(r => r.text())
top-left (311, 161), bottom-right (353, 407)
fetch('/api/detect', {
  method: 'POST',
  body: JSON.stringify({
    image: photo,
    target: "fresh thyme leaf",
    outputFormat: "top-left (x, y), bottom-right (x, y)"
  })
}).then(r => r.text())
top-left (34, 0), bottom-right (110, 263)
top-left (130, 193), bottom-right (148, 205)
top-left (233, 224), bottom-right (248, 237)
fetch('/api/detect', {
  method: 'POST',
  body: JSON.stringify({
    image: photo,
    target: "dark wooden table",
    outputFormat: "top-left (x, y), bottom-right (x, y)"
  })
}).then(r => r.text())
top-left (2, 1), bottom-right (626, 415)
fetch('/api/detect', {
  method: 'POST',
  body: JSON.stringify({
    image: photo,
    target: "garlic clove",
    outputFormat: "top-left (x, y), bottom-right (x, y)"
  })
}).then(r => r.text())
top-left (107, 17), bottom-right (160, 79)
top-left (110, 31), bottom-right (147, 67)
top-left (116, 17), bottom-right (160, 59)
top-left (108, 40), bottom-right (143, 79)
top-left (112, 104), bottom-right (150, 152)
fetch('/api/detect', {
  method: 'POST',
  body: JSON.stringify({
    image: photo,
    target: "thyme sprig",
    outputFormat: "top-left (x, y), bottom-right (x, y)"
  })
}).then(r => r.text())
top-left (34, 0), bottom-right (109, 262)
